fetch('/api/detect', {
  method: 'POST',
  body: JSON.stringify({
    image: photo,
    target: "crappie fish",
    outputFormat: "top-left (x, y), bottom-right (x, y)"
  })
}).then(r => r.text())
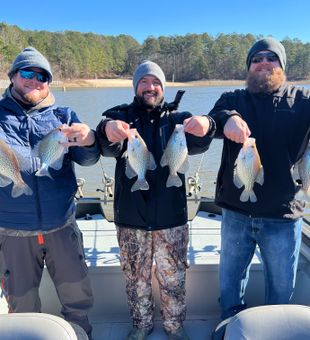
top-left (35, 128), bottom-right (68, 178)
top-left (233, 137), bottom-right (264, 202)
top-left (125, 129), bottom-right (156, 192)
top-left (296, 145), bottom-right (310, 201)
top-left (0, 139), bottom-right (32, 197)
top-left (160, 124), bottom-right (189, 187)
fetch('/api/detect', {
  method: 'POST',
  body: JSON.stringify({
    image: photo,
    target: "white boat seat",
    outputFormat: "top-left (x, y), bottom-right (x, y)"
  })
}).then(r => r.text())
top-left (224, 304), bottom-right (310, 340)
top-left (0, 312), bottom-right (86, 340)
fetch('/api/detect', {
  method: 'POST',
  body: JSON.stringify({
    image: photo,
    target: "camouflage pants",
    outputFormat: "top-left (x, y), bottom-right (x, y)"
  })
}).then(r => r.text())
top-left (117, 224), bottom-right (189, 332)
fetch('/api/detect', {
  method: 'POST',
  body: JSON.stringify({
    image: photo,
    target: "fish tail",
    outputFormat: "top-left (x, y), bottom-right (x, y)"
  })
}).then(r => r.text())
top-left (131, 179), bottom-right (149, 192)
top-left (11, 182), bottom-right (33, 198)
top-left (166, 174), bottom-right (182, 188)
top-left (35, 166), bottom-right (53, 179)
top-left (240, 189), bottom-right (257, 203)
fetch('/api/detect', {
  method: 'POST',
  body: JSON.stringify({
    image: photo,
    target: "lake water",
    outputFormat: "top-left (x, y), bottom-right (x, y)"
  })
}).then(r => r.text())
top-left (53, 84), bottom-right (310, 200)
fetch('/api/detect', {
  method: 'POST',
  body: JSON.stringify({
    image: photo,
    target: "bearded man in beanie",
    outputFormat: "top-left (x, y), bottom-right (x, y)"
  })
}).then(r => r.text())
top-left (0, 47), bottom-right (100, 339)
top-left (209, 37), bottom-right (310, 328)
top-left (96, 60), bottom-right (215, 339)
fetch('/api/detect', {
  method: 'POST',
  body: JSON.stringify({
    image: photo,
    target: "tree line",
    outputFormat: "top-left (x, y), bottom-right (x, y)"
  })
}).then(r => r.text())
top-left (0, 22), bottom-right (309, 81)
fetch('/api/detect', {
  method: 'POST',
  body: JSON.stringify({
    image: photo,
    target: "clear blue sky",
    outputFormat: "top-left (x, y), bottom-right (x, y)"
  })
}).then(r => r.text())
top-left (1, 0), bottom-right (310, 44)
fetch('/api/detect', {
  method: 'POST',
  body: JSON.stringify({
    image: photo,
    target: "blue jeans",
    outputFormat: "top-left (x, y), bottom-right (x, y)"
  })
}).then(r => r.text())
top-left (220, 208), bottom-right (302, 319)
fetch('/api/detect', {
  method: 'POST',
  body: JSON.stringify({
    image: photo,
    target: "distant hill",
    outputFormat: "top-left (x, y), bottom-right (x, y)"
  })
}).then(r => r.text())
top-left (0, 22), bottom-right (309, 81)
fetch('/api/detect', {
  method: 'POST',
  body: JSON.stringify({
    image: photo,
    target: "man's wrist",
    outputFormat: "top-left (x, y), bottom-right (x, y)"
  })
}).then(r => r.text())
top-left (205, 115), bottom-right (216, 135)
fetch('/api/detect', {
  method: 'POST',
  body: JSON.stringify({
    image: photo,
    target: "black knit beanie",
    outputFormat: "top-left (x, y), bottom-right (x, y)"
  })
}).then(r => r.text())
top-left (246, 37), bottom-right (286, 70)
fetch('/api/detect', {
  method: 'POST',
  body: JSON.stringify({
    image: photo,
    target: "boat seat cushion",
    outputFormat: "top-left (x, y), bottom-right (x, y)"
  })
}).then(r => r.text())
top-left (224, 304), bottom-right (310, 340)
top-left (0, 312), bottom-right (84, 340)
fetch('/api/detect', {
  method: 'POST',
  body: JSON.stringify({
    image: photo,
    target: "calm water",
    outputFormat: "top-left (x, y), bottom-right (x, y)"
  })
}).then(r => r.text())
top-left (53, 84), bottom-right (310, 199)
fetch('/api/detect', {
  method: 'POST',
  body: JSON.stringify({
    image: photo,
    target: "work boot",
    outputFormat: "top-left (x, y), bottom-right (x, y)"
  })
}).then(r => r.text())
top-left (126, 326), bottom-right (154, 340)
top-left (166, 327), bottom-right (190, 340)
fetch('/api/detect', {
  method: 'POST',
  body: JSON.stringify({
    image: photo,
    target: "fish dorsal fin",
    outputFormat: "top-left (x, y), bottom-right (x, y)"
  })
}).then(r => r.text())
top-left (122, 150), bottom-right (128, 159)
top-left (49, 152), bottom-right (66, 171)
top-left (255, 166), bottom-right (264, 185)
top-left (125, 159), bottom-right (137, 179)
top-left (160, 150), bottom-right (168, 167)
top-left (0, 174), bottom-right (12, 187)
top-left (233, 165), bottom-right (244, 189)
top-left (147, 152), bottom-right (157, 171)
top-left (177, 155), bottom-right (190, 174)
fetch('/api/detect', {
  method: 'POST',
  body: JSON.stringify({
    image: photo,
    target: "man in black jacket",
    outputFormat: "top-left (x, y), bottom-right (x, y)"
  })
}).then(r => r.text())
top-left (209, 37), bottom-right (310, 323)
top-left (96, 60), bottom-right (215, 340)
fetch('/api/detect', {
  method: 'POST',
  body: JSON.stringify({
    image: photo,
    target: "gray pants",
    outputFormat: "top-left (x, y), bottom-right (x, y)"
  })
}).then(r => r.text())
top-left (0, 222), bottom-right (93, 338)
top-left (117, 224), bottom-right (189, 333)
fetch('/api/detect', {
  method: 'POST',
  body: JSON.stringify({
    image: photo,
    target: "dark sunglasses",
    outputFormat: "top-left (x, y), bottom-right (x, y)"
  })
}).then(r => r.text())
top-left (251, 52), bottom-right (279, 64)
top-left (19, 69), bottom-right (49, 83)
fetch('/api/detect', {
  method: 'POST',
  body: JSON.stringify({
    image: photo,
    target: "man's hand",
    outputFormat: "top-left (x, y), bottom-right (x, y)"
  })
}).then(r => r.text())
top-left (183, 116), bottom-right (210, 137)
top-left (224, 115), bottom-right (251, 143)
top-left (60, 123), bottom-right (96, 147)
top-left (105, 120), bottom-right (130, 143)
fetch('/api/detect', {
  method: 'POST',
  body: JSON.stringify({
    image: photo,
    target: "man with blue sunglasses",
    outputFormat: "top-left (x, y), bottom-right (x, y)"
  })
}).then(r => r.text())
top-left (0, 47), bottom-right (100, 339)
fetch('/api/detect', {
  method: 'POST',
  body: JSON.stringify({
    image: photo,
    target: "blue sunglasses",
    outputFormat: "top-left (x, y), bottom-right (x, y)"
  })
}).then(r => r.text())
top-left (19, 69), bottom-right (49, 83)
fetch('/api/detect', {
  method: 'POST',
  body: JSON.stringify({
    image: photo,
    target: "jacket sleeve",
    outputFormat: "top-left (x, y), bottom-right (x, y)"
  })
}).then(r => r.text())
top-left (65, 109), bottom-right (101, 166)
top-left (208, 92), bottom-right (241, 138)
top-left (96, 118), bottom-right (124, 157)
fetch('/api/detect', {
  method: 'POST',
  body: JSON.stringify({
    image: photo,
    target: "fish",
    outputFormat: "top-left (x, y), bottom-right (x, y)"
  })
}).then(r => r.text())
top-left (233, 137), bottom-right (264, 203)
top-left (125, 128), bottom-right (156, 192)
top-left (0, 139), bottom-right (33, 197)
top-left (35, 128), bottom-right (68, 178)
top-left (160, 124), bottom-right (189, 187)
top-left (296, 145), bottom-right (310, 201)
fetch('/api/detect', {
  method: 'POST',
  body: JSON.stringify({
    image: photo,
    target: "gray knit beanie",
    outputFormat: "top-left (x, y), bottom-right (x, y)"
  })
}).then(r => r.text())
top-left (246, 37), bottom-right (286, 70)
top-left (133, 60), bottom-right (166, 93)
top-left (8, 46), bottom-right (53, 82)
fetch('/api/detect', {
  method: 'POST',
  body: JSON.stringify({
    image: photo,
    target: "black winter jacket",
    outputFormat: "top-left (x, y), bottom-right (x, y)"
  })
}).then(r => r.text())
top-left (96, 98), bottom-right (215, 230)
top-left (209, 84), bottom-right (310, 219)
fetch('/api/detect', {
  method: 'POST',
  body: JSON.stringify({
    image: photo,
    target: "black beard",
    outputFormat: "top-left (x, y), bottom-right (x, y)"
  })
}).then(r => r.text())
top-left (136, 93), bottom-right (163, 110)
top-left (246, 67), bottom-right (286, 94)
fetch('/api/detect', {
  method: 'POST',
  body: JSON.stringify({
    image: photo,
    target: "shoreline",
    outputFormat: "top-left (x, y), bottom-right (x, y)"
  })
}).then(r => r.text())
top-left (50, 78), bottom-right (247, 89)
top-left (51, 78), bottom-right (310, 89)
top-left (1, 78), bottom-right (309, 90)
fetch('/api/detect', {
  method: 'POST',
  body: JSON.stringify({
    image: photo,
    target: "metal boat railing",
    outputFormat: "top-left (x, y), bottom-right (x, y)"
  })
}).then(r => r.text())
top-left (74, 176), bottom-right (310, 253)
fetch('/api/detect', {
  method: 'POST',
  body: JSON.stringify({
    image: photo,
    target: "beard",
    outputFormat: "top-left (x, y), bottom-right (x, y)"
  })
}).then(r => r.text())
top-left (11, 83), bottom-right (49, 106)
top-left (136, 91), bottom-right (164, 110)
top-left (246, 66), bottom-right (286, 94)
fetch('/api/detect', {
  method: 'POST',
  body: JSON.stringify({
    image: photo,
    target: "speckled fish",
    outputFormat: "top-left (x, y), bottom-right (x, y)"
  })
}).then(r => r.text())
top-left (233, 137), bottom-right (264, 202)
top-left (0, 139), bottom-right (32, 197)
top-left (35, 128), bottom-right (68, 178)
top-left (125, 128), bottom-right (156, 192)
top-left (296, 145), bottom-right (310, 201)
top-left (160, 124), bottom-right (189, 187)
